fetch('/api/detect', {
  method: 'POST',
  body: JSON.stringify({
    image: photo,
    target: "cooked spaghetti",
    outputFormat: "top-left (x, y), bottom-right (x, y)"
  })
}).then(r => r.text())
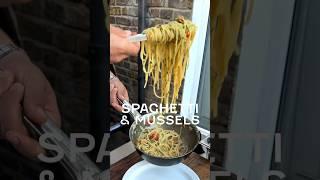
top-left (136, 127), bottom-right (186, 158)
top-left (212, 0), bottom-right (245, 117)
top-left (140, 16), bottom-right (197, 104)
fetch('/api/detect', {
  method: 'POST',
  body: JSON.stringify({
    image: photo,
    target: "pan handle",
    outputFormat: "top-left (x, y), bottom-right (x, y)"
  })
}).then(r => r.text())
top-left (197, 129), bottom-right (202, 143)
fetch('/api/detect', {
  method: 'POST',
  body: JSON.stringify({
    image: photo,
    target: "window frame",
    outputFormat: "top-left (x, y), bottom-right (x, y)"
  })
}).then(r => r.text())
top-left (180, 0), bottom-right (210, 125)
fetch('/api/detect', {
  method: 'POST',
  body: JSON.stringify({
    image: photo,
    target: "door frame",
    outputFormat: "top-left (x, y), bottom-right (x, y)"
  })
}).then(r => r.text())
top-left (180, 0), bottom-right (210, 121)
top-left (272, 0), bottom-right (315, 178)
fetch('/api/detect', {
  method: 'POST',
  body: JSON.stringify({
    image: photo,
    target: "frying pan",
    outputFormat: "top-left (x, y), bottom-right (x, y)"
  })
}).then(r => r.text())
top-left (128, 112), bottom-right (200, 166)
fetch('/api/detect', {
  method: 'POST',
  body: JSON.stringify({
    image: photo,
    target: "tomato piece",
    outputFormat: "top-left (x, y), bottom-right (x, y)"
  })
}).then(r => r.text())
top-left (154, 133), bottom-right (159, 141)
top-left (148, 132), bottom-right (155, 139)
top-left (149, 118), bottom-right (154, 123)
top-left (186, 31), bottom-right (191, 38)
top-left (145, 118), bottom-right (154, 126)
top-left (149, 131), bottom-right (159, 141)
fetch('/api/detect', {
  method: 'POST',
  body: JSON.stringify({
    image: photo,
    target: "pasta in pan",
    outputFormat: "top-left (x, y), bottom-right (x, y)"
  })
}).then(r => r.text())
top-left (136, 127), bottom-right (186, 158)
top-left (140, 16), bottom-right (197, 104)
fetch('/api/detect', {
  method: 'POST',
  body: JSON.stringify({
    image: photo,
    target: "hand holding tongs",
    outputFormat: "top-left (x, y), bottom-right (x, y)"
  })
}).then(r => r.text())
top-left (116, 97), bottom-right (157, 129)
top-left (116, 97), bottom-right (143, 121)
top-left (23, 114), bottom-right (107, 180)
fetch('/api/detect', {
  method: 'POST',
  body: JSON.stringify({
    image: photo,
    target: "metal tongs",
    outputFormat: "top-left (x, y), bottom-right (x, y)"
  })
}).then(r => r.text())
top-left (127, 34), bottom-right (147, 42)
top-left (116, 97), bottom-right (143, 121)
top-left (23, 114), bottom-right (107, 180)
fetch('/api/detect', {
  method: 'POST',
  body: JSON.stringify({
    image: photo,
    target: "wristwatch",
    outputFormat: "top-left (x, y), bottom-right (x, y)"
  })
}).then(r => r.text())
top-left (110, 72), bottom-right (118, 80)
top-left (0, 44), bottom-right (20, 60)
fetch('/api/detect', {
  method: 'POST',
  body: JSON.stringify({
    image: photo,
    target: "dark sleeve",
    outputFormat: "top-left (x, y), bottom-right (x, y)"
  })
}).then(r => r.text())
top-left (111, 64), bottom-right (117, 74)
top-left (0, 7), bottom-right (21, 46)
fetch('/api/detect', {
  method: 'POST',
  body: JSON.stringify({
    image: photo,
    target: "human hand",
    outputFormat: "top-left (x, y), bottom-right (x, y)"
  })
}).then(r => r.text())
top-left (110, 74), bottom-right (129, 112)
top-left (110, 25), bottom-right (132, 36)
top-left (0, 70), bottom-right (45, 158)
top-left (110, 25), bottom-right (140, 64)
top-left (0, 49), bottom-right (61, 158)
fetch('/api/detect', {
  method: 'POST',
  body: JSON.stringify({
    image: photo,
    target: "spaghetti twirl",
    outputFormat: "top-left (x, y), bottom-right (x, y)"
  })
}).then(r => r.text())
top-left (140, 16), bottom-right (197, 104)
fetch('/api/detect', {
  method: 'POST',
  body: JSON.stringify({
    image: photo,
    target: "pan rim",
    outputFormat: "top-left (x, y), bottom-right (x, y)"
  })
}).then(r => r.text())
top-left (129, 113), bottom-right (201, 160)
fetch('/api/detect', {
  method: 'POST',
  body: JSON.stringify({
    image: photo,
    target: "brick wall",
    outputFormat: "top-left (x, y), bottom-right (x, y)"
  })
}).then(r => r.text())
top-left (13, 0), bottom-right (91, 133)
top-left (110, 0), bottom-right (193, 106)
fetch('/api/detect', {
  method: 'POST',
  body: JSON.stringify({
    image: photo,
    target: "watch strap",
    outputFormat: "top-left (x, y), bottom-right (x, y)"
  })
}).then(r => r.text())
top-left (0, 44), bottom-right (20, 60)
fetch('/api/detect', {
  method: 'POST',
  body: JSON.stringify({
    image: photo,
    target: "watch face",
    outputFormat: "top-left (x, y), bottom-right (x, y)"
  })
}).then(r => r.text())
top-left (110, 73), bottom-right (116, 80)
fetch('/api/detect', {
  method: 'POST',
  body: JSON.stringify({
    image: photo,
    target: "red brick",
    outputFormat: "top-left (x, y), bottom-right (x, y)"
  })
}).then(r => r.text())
top-left (148, 8), bottom-right (160, 18)
top-left (14, 0), bottom-right (44, 17)
top-left (168, 0), bottom-right (193, 9)
top-left (110, 6), bottom-right (122, 15)
top-left (172, 9), bottom-right (192, 20)
top-left (115, 16), bottom-right (131, 26)
top-left (125, 7), bottom-right (138, 16)
top-left (160, 9), bottom-right (173, 20)
top-left (16, 13), bottom-right (53, 45)
top-left (147, 0), bottom-right (166, 7)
